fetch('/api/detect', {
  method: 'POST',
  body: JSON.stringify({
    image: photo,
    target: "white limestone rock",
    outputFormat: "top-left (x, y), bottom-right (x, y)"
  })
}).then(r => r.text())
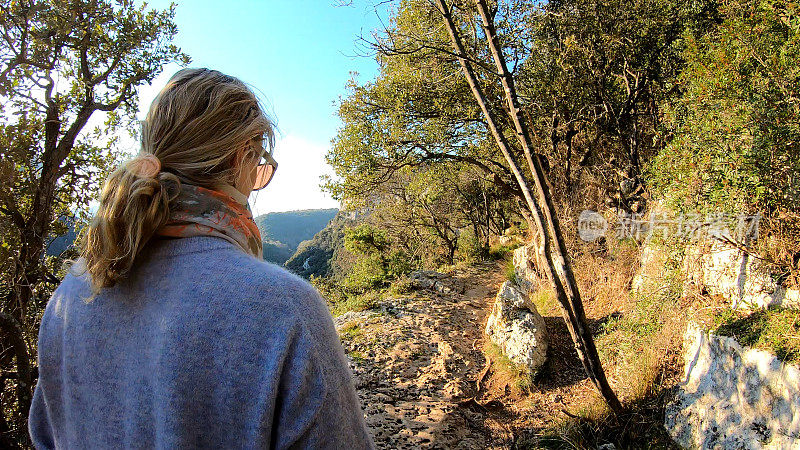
top-left (512, 244), bottom-right (542, 294)
top-left (410, 270), bottom-right (456, 294)
top-left (683, 240), bottom-right (799, 310)
top-left (631, 241), bottom-right (673, 295)
top-left (665, 322), bottom-right (800, 449)
top-left (334, 310), bottom-right (380, 330)
top-left (485, 281), bottom-right (548, 374)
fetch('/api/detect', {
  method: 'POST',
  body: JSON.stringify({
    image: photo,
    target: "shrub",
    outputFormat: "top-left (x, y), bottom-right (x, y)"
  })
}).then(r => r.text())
top-left (343, 254), bottom-right (387, 292)
top-left (456, 228), bottom-right (485, 263)
top-left (647, 0), bottom-right (800, 280)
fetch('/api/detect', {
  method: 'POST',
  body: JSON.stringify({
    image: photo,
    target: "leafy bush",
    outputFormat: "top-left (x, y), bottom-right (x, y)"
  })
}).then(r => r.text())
top-left (650, 0), bottom-right (799, 214)
top-left (648, 0), bottom-right (800, 278)
top-left (312, 223), bottom-right (418, 316)
top-left (456, 228), bottom-right (485, 263)
top-left (343, 254), bottom-right (387, 292)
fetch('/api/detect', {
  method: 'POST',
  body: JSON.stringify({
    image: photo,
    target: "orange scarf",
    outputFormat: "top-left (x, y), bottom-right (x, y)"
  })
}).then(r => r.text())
top-left (157, 183), bottom-right (263, 259)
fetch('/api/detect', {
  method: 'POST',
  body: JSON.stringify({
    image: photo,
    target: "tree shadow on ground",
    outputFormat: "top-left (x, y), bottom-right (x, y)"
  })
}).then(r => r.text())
top-left (532, 312), bottom-right (622, 390)
top-left (532, 316), bottom-right (588, 389)
top-left (511, 392), bottom-right (680, 449)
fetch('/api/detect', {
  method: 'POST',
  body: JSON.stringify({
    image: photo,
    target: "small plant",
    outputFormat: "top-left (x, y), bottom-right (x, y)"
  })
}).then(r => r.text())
top-left (488, 241), bottom-right (522, 260)
top-left (530, 289), bottom-right (556, 315)
top-left (485, 341), bottom-right (536, 392)
top-left (387, 275), bottom-right (414, 297)
top-left (347, 350), bottom-right (367, 362)
top-left (330, 290), bottom-right (381, 317)
top-left (456, 228), bottom-right (483, 263)
top-left (504, 259), bottom-right (517, 283)
top-left (715, 307), bottom-right (800, 364)
top-left (339, 321), bottom-right (363, 340)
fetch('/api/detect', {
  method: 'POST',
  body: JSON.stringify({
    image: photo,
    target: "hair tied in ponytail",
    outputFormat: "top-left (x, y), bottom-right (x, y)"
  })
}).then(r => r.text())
top-left (125, 154), bottom-right (161, 179)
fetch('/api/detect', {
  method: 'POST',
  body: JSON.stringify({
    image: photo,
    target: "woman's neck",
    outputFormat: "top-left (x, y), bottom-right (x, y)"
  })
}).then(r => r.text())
top-left (212, 182), bottom-right (249, 206)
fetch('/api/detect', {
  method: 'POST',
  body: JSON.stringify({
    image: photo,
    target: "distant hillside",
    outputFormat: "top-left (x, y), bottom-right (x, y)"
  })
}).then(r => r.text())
top-left (285, 210), bottom-right (361, 278)
top-left (46, 217), bottom-right (79, 257)
top-left (254, 208), bottom-right (339, 264)
top-left (254, 208), bottom-right (338, 250)
top-left (42, 208), bottom-right (338, 266)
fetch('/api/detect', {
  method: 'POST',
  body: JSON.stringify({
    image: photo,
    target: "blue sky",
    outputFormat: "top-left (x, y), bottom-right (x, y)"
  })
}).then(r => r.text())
top-left (134, 0), bottom-right (388, 214)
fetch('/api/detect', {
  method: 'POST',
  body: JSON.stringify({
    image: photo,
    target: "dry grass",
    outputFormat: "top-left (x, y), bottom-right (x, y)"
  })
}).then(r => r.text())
top-left (484, 340), bottom-right (535, 395)
top-left (520, 236), bottom-right (687, 448)
top-left (572, 237), bottom-right (641, 316)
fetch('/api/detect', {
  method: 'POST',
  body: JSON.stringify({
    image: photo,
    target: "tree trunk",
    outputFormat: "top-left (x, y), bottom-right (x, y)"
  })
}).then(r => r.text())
top-left (0, 312), bottom-right (32, 443)
top-left (436, 0), bottom-right (622, 413)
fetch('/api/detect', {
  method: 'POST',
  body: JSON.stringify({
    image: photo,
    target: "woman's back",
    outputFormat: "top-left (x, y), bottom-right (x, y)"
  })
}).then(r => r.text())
top-left (29, 235), bottom-right (374, 449)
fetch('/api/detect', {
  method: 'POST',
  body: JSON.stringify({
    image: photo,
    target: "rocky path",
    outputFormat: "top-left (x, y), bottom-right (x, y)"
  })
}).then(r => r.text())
top-left (334, 262), bottom-right (514, 449)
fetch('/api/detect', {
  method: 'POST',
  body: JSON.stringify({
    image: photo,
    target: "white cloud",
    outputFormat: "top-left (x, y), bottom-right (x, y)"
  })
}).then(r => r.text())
top-left (249, 134), bottom-right (340, 215)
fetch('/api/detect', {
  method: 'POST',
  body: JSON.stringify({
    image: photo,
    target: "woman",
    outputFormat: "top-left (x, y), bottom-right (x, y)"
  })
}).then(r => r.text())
top-left (28, 68), bottom-right (376, 449)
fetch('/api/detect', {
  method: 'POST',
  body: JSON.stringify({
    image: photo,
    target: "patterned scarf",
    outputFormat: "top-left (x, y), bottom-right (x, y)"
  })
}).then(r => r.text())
top-left (156, 183), bottom-right (263, 259)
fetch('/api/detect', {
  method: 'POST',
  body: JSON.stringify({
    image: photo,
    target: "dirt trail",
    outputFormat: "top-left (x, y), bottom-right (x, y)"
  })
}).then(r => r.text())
top-left (335, 262), bottom-right (513, 448)
top-left (336, 260), bottom-right (606, 449)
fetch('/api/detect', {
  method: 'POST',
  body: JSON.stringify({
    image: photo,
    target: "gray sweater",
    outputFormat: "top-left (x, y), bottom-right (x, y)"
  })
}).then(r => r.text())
top-left (29, 236), bottom-right (376, 449)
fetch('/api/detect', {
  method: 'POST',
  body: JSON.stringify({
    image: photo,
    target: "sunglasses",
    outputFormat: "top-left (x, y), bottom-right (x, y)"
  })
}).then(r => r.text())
top-left (250, 135), bottom-right (278, 191)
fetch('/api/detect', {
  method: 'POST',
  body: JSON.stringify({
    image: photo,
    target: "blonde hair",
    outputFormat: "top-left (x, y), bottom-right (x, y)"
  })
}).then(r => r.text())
top-left (74, 68), bottom-right (275, 296)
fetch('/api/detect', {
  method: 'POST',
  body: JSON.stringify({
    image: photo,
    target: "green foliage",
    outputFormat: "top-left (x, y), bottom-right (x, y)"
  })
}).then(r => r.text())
top-left (311, 273), bottom-right (381, 317)
top-left (309, 274), bottom-right (347, 305)
top-left (261, 241), bottom-right (294, 266)
top-left (343, 253), bottom-right (388, 291)
top-left (285, 210), bottom-right (356, 279)
top-left (332, 291), bottom-right (382, 318)
top-left (485, 341), bottom-right (536, 391)
top-left (504, 259), bottom-right (518, 284)
top-left (516, 0), bottom-right (716, 211)
top-left (344, 224), bottom-right (390, 256)
top-left (387, 275), bottom-right (414, 297)
top-left (341, 224), bottom-right (414, 291)
top-left (347, 349), bottom-right (367, 363)
top-left (324, 0), bottom-right (520, 269)
top-left (386, 249), bottom-right (413, 279)
top-left (488, 240), bottom-right (522, 261)
top-left (311, 221), bottom-right (416, 317)
top-left (456, 228), bottom-right (484, 263)
top-left (649, 0), bottom-right (800, 217)
top-left (716, 308), bottom-right (800, 364)
top-left (338, 321), bottom-right (363, 340)
top-left (531, 289), bottom-right (557, 315)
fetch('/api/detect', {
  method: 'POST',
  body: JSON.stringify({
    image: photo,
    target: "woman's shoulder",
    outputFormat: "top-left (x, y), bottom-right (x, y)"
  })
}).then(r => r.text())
top-left (201, 246), bottom-right (319, 300)
top-left (144, 236), bottom-right (317, 292)
top-left (161, 238), bottom-right (330, 320)
top-left (184, 248), bottom-right (339, 350)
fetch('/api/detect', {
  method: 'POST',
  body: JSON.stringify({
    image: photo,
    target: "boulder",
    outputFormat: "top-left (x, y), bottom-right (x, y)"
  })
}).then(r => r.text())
top-left (410, 270), bottom-right (448, 280)
top-left (664, 322), bottom-right (800, 449)
top-left (512, 244), bottom-right (542, 294)
top-left (410, 270), bottom-right (460, 294)
top-left (485, 281), bottom-right (548, 374)
top-left (496, 235), bottom-right (513, 246)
